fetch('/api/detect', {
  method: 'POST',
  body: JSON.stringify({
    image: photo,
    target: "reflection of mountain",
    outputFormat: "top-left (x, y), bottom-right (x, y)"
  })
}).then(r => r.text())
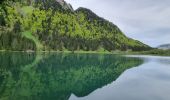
top-left (0, 52), bottom-right (143, 100)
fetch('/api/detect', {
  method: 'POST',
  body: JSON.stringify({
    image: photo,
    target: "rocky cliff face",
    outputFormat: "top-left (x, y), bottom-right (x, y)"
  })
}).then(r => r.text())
top-left (56, 0), bottom-right (64, 4)
top-left (56, 0), bottom-right (73, 11)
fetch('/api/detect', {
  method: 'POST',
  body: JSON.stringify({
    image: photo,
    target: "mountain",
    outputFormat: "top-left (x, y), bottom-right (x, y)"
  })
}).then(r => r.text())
top-left (0, 0), bottom-right (151, 51)
top-left (157, 44), bottom-right (170, 50)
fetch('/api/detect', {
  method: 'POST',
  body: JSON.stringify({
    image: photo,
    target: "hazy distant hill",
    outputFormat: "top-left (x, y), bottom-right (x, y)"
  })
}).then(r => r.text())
top-left (158, 44), bottom-right (170, 50)
top-left (0, 0), bottom-right (151, 51)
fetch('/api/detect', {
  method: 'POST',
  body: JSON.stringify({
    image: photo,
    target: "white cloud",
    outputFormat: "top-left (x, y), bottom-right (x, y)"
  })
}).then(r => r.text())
top-left (65, 0), bottom-right (170, 47)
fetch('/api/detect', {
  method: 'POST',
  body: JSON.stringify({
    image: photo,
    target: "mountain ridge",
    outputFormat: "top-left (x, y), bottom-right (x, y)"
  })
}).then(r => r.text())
top-left (157, 44), bottom-right (170, 50)
top-left (0, 0), bottom-right (151, 51)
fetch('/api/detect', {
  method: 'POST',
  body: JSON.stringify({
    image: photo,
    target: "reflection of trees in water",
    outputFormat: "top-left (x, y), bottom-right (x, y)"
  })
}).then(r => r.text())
top-left (0, 52), bottom-right (143, 100)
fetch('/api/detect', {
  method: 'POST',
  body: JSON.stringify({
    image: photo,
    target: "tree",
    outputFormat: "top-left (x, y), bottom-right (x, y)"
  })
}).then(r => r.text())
top-left (13, 20), bottom-right (21, 33)
top-left (0, 15), bottom-right (5, 26)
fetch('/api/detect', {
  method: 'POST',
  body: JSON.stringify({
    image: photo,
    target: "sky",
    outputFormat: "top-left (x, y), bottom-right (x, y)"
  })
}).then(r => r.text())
top-left (65, 0), bottom-right (170, 47)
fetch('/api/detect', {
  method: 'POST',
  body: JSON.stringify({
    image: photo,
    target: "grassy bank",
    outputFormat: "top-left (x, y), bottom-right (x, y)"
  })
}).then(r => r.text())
top-left (22, 31), bottom-right (43, 51)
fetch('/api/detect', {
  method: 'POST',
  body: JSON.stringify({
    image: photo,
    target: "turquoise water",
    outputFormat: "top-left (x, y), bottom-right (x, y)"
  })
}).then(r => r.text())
top-left (0, 52), bottom-right (169, 100)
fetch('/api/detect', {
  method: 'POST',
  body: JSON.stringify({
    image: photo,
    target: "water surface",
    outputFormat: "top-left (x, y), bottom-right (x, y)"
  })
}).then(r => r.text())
top-left (70, 55), bottom-right (170, 100)
top-left (0, 53), bottom-right (169, 100)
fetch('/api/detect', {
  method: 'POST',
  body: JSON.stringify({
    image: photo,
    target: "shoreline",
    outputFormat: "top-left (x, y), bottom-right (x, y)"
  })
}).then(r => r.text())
top-left (0, 50), bottom-right (113, 54)
top-left (0, 50), bottom-right (169, 56)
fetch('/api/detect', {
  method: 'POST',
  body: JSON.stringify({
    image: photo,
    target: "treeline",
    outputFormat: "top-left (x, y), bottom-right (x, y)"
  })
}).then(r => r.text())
top-left (139, 49), bottom-right (170, 56)
top-left (0, 0), bottom-right (151, 51)
top-left (0, 30), bottom-right (36, 51)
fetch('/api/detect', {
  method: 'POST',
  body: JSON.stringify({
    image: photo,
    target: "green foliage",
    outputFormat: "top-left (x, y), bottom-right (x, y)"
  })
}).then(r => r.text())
top-left (0, 0), bottom-right (151, 51)
top-left (139, 49), bottom-right (170, 56)
top-left (22, 31), bottom-right (43, 51)
top-left (0, 31), bottom-right (36, 51)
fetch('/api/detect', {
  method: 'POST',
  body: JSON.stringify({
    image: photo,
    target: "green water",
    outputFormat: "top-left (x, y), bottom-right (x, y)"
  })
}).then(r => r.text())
top-left (0, 52), bottom-right (143, 100)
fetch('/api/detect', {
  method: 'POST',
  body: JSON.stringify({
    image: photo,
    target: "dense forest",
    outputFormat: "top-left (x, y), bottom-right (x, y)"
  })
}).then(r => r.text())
top-left (0, 0), bottom-right (151, 51)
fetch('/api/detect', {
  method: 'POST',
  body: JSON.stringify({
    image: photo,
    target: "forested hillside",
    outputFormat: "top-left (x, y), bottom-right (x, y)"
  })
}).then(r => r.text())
top-left (0, 0), bottom-right (151, 51)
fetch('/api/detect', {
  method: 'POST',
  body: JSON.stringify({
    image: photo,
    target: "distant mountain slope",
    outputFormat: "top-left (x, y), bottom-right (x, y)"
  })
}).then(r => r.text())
top-left (158, 44), bottom-right (170, 50)
top-left (0, 0), bottom-right (151, 51)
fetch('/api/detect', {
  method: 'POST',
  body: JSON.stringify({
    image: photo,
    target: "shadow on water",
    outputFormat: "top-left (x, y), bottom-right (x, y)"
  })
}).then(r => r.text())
top-left (0, 52), bottom-right (143, 100)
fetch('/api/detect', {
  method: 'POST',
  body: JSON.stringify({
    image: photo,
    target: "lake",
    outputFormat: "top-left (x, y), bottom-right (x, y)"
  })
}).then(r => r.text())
top-left (0, 52), bottom-right (170, 100)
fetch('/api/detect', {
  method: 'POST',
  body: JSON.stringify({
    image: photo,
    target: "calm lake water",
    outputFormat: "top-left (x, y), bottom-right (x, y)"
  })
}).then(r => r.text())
top-left (0, 52), bottom-right (170, 100)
